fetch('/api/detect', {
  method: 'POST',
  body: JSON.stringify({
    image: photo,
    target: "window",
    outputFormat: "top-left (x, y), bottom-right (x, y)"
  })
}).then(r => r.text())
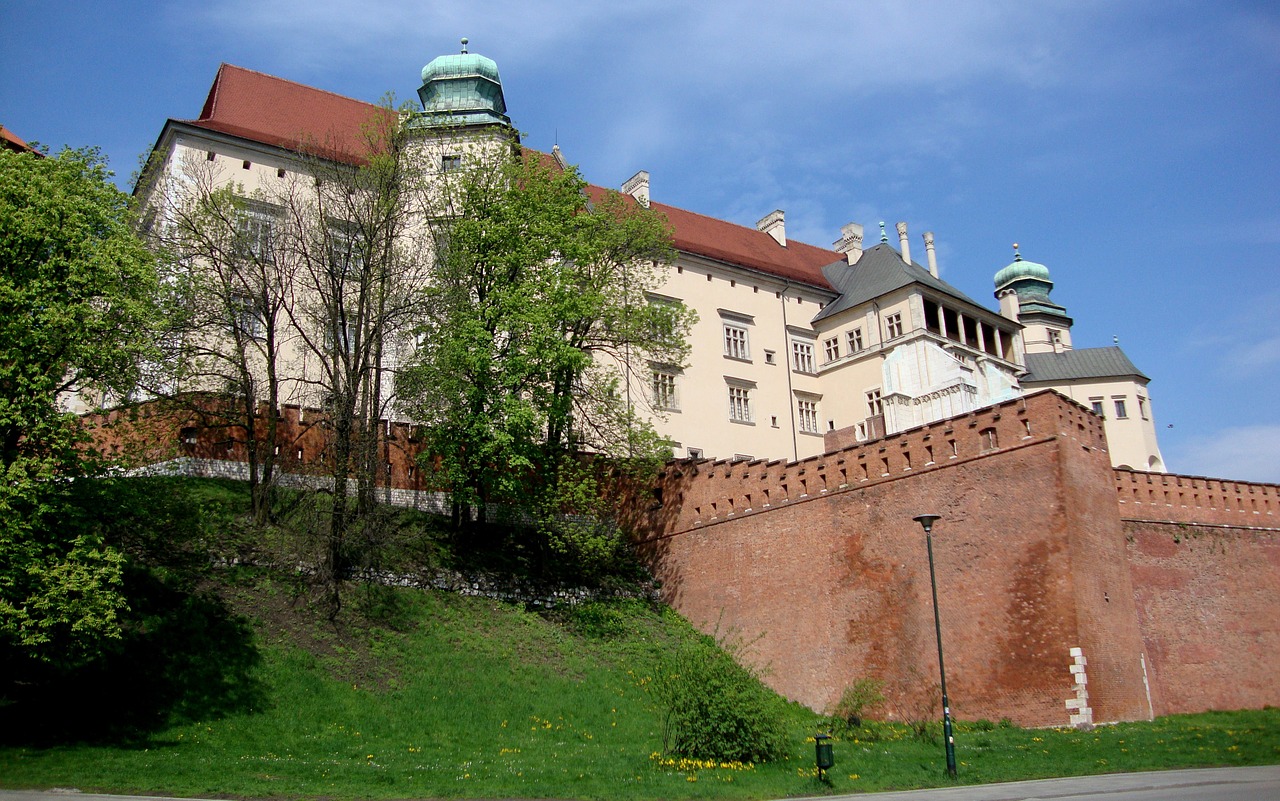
top-left (728, 386), bottom-right (752, 423)
top-left (651, 370), bottom-right (678, 410)
top-left (228, 291), bottom-right (265, 339)
top-left (847, 327), bottom-right (864, 353)
top-left (797, 399), bottom-right (820, 433)
top-left (687, 447), bottom-right (703, 459)
top-left (866, 389), bottom-right (883, 417)
top-left (1138, 396), bottom-right (1149, 420)
top-left (791, 340), bottom-right (815, 373)
top-left (724, 324), bottom-right (750, 360)
top-left (764, 349), bottom-right (776, 365)
top-left (885, 312), bottom-right (904, 339)
top-left (328, 222), bottom-right (365, 279)
top-left (1114, 397), bottom-right (1128, 419)
top-left (441, 154), bottom-right (462, 172)
top-left (1090, 398), bottom-right (1104, 418)
top-left (823, 337), bottom-right (840, 363)
top-left (236, 204), bottom-right (277, 261)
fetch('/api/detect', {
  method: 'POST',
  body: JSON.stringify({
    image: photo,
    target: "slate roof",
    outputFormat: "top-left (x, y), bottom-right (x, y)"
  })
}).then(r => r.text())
top-left (812, 243), bottom-right (988, 323)
top-left (1021, 346), bottom-right (1149, 383)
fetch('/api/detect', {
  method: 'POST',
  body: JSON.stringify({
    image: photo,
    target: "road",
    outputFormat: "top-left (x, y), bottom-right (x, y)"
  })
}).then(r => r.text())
top-left (2, 766), bottom-right (1278, 801)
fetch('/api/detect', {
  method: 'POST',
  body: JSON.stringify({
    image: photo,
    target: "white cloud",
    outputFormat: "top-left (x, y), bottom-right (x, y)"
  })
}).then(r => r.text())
top-left (1174, 425), bottom-right (1280, 484)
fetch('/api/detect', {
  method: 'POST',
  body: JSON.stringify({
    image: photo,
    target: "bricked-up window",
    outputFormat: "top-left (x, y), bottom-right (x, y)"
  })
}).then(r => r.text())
top-left (791, 340), bottom-right (816, 373)
top-left (1113, 397), bottom-right (1128, 419)
top-left (885, 312), bottom-right (904, 339)
top-left (724, 324), bottom-right (750, 360)
top-left (866, 389), bottom-right (883, 416)
top-left (651, 370), bottom-right (678, 410)
top-left (728, 386), bottom-right (752, 423)
top-left (823, 337), bottom-right (840, 363)
top-left (847, 327), bottom-right (864, 353)
top-left (797, 399), bottom-right (819, 433)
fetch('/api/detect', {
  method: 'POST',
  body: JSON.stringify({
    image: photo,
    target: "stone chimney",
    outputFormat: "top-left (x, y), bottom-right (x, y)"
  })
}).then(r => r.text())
top-left (621, 169), bottom-right (650, 207)
top-left (896, 221), bottom-right (911, 264)
top-left (834, 222), bottom-right (864, 264)
top-left (756, 210), bottom-right (786, 246)
top-left (923, 231), bottom-right (938, 277)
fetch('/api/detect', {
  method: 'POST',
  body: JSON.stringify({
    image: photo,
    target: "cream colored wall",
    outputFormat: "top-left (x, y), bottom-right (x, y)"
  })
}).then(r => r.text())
top-left (1028, 376), bottom-right (1165, 471)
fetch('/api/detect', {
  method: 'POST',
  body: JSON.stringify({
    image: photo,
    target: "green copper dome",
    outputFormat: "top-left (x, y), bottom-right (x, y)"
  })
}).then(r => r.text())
top-left (413, 38), bottom-right (510, 128)
top-left (993, 249), bottom-right (1051, 291)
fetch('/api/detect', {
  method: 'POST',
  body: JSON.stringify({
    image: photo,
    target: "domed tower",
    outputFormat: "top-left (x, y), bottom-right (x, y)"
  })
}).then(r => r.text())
top-left (412, 38), bottom-right (511, 129)
top-left (994, 245), bottom-right (1073, 354)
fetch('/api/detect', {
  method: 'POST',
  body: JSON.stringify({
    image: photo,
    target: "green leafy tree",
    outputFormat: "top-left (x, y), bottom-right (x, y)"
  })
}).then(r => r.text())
top-left (399, 141), bottom-right (693, 570)
top-left (0, 146), bottom-right (158, 664)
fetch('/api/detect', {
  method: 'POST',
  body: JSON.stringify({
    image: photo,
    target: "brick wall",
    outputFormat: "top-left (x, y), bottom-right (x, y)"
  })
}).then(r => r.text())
top-left (635, 391), bottom-right (1150, 726)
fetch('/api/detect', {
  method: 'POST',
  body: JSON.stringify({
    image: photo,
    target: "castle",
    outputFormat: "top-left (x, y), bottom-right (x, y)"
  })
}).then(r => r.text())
top-left (110, 45), bottom-right (1277, 727)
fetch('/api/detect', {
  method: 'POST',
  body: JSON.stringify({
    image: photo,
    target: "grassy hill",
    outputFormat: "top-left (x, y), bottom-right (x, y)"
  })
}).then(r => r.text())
top-left (1, 478), bottom-right (1277, 799)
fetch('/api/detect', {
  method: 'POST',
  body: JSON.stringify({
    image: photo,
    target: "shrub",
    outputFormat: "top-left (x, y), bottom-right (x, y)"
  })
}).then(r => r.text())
top-left (652, 636), bottom-right (786, 763)
top-left (831, 678), bottom-right (885, 728)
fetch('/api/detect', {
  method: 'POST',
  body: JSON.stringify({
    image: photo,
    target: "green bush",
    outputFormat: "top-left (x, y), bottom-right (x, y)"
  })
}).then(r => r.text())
top-left (831, 677), bottom-right (885, 728)
top-left (652, 636), bottom-right (786, 763)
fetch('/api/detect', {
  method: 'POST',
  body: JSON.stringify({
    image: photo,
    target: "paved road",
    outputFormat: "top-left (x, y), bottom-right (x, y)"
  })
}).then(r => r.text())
top-left (2, 767), bottom-right (1278, 801)
top-left (793, 765), bottom-right (1280, 800)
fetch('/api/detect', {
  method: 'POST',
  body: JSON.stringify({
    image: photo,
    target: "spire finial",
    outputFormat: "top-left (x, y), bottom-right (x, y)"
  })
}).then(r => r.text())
top-left (879, 221), bottom-right (888, 243)
top-left (1012, 242), bottom-right (1022, 261)
top-left (460, 37), bottom-right (469, 54)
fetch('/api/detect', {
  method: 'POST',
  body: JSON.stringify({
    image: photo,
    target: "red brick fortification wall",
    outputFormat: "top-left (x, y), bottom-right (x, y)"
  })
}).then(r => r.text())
top-left (1120, 471), bottom-right (1280, 716)
top-left (636, 391), bottom-right (1151, 727)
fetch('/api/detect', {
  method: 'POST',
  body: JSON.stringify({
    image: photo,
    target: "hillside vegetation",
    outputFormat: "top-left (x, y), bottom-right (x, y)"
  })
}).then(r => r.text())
top-left (1, 478), bottom-right (1277, 800)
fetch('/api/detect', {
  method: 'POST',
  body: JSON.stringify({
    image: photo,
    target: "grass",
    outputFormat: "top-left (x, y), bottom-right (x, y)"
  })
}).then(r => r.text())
top-left (2, 576), bottom-right (1278, 799)
top-left (2, 477), bottom-right (1278, 799)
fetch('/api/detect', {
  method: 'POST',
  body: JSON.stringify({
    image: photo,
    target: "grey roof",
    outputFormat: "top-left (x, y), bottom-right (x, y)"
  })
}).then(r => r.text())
top-left (811, 243), bottom-right (989, 324)
top-left (1021, 346), bottom-right (1149, 383)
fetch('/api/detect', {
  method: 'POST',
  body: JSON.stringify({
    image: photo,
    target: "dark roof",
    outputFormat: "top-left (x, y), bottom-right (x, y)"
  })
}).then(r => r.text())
top-left (185, 64), bottom-right (394, 164)
top-left (812, 243), bottom-right (988, 323)
top-left (1021, 346), bottom-right (1149, 383)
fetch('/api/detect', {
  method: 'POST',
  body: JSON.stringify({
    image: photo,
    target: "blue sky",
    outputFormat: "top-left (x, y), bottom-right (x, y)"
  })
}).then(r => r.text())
top-left (4, 1), bottom-right (1278, 481)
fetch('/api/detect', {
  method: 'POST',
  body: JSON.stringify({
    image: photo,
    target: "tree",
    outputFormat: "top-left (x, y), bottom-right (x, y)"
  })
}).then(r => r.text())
top-left (147, 157), bottom-right (295, 525)
top-left (399, 141), bottom-right (694, 570)
top-left (0, 146), bottom-right (158, 664)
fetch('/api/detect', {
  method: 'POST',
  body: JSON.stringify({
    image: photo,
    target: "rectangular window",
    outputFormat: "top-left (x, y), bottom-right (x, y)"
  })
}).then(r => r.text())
top-left (1138, 396), bottom-right (1149, 420)
top-left (791, 340), bottom-right (815, 373)
top-left (885, 312), bottom-right (904, 340)
top-left (328, 222), bottom-right (365, 280)
top-left (227, 291), bottom-right (265, 339)
top-left (797, 399), bottom-right (819, 433)
top-left (847, 327), bottom-right (864, 353)
top-left (866, 389), bottom-right (883, 417)
top-left (651, 371), bottom-right (678, 410)
top-left (728, 386), bottom-right (752, 423)
top-left (724, 324), bottom-right (750, 360)
top-left (1114, 397), bottom-right (1128, 419)
top-left (441, 154), bottom-right (462, 172)
top-left (823, 337), bottom-right (840, 363)
top-left (236, 204), bottom-right (277, 261)
top-left (1090, 398), bottom-right (1105, 418)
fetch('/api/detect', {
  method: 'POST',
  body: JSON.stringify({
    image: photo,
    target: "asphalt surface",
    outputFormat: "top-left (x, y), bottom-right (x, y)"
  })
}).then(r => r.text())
top-left (3, 766), bottom-right (1280, 801)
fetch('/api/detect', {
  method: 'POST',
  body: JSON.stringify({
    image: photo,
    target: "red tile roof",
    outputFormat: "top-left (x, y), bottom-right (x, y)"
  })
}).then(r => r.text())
top-left (178, 64), bottom-right (843, 289)
top-left (1, 124), bottom-right (39, 155)
top-left (187, 64), bottom-right (392, 164)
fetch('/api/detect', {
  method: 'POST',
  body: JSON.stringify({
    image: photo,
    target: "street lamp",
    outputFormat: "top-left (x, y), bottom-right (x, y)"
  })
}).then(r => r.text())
top-left (913, 513), bottom-right (958, 779)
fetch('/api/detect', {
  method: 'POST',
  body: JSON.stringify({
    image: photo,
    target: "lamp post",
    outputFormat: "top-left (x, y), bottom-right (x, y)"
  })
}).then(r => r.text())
top-left (913, 513), bottom-right (957, 779)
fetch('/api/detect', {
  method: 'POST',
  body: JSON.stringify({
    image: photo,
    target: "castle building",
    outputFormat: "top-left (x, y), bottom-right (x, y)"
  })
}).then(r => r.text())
top-left (136, 44), bottom-right (1165, 473)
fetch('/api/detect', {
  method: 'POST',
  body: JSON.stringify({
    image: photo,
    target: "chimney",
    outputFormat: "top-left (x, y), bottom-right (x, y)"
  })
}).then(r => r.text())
top-left (923, 231), bottom-right (938, 277)
top-left (834, 222), bottom-right (864, 264)
top-left (621, 169), bottom-right (650, 207)
top-left (896, 221), bottom-right (911, 264)
top-left (756, 209), bottom-right (786, 246)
